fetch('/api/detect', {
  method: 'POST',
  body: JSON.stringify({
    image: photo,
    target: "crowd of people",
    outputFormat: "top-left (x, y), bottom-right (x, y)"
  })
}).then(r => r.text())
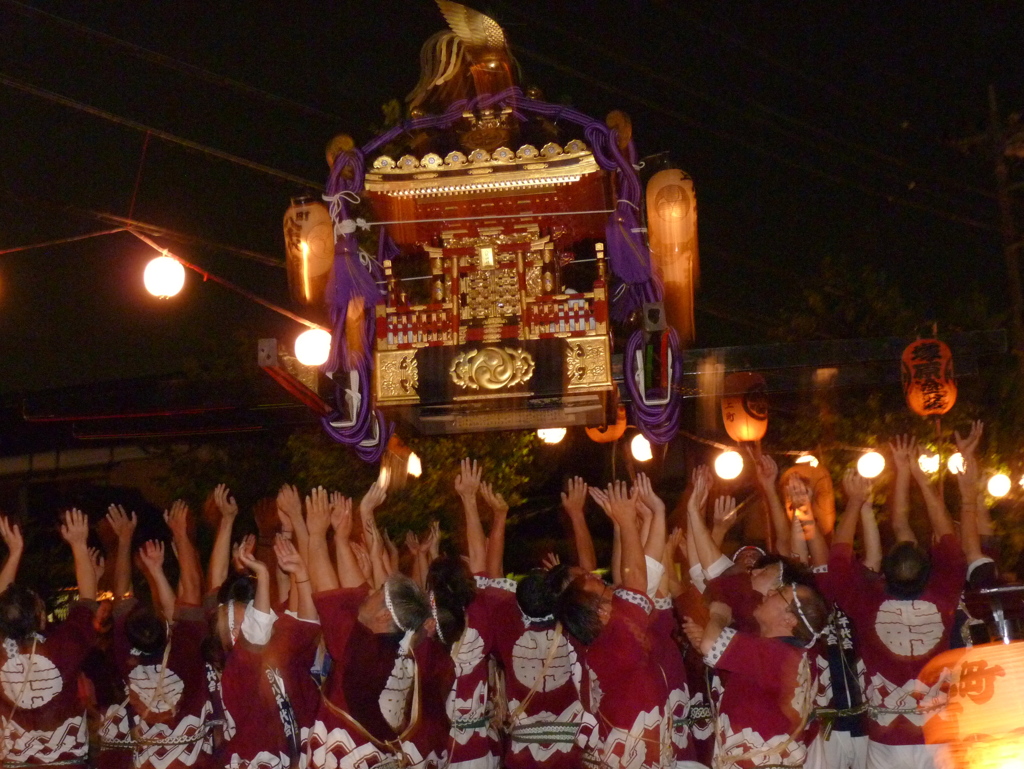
top-left (0, 421), bottom-right (1006, 769)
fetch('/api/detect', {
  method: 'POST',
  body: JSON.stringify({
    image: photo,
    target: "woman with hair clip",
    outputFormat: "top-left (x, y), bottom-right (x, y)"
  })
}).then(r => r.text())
top-left (0, 509), bottom-right (98, 767)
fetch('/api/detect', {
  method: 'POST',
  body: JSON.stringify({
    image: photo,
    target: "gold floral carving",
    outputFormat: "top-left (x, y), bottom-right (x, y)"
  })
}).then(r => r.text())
top-left (450, 347), bottom-right (534, 391)
top-left (566, 337), bottom-right (612, 390)
top-left (376, 351), bottom-right (419, 404)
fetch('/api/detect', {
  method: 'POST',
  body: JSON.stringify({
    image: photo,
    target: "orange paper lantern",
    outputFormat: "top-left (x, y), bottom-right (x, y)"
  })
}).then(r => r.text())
top-left (586, 404), bottom-right (628, 443)
top-left (721, 372), bottom-right (768, 443)
top-left (283, 195), bottom-right (335, 306)
top-left (901, 339), bottom-right (956, 417)
top-left (646, 168), bottom-right (699, 345)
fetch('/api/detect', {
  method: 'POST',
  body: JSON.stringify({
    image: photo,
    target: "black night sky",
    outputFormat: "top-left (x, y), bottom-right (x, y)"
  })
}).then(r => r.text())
top-left (0, 0), bottom-right (1021, 403)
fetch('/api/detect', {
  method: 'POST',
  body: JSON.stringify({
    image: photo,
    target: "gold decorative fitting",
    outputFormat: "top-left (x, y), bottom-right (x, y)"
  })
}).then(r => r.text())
top-left (566, 337), bottom-right (613, 391)
top-left (421, 153), bottom-right (443, 169)
top-left (445, 151), bottom-right (468, 168)
top-left (376, 351), bottom-right (420, 405)
top-left (450, 347), bottom-right (535, 390)
top-left (540, 142), bottom-right (563, 157)
top-left (491, 147), bottom-right (515, 163)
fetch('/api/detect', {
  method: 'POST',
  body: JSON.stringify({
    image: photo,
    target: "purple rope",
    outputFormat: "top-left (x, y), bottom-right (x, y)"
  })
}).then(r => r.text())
top-left (623, 328), bottom-right (683, 445)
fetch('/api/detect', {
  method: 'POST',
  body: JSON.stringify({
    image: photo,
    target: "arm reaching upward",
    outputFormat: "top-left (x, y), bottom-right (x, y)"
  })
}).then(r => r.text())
top-left (207, 483), bottom-right (239, 594)
top-left (236, 537), bottom-right (271, 615)
top-left (105, 505), bottom-right (136, 599)
top-left (955, 421), bottom-right (986, 563)
top-left (635, 473), bottom-right (667, 562)
top-left (454, 459), bottom-right (486, 573)
top-left (277, 484), bottom-right (309, 563)
top-left (275, 535), bottom-right (317, 621)
top-left (561, 476), bottom-right (597, 572)
top-left (834, 470), bottom-right (870, 548)
top-left (60, 508), bottom-right (97, 602)
top-left (590, 482), bottom-right (646, 591)
top-left (0, 516), bottom-right (24, 593)
top-left (909, 441), bottom-right (956, 540)
top-left (749, 450), bottom-right (791, 555)
top-left (480, 482), bottom-right (508, 578)
top-left (164, 500), bottom-right (202, 605)
top-left (137, 540), bottom-right (175, 620)
top-left (888, 435), bottom-right (916, 544)
top-left (686, 466), bottom-right (721, 570)
top-left (306, 487), bottom-right (342, 591)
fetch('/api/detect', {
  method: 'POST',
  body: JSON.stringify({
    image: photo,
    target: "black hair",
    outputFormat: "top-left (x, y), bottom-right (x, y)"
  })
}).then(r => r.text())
top-left (545, 563), bottom-right (574, 597)
top-left (517, 569), bottom-right (557, 620)
top-left (0, 585), bottom-right (41, 643)
top-left (385, 573), bottom-right (430, 633)
top-left (426, 555), bottom-right (475, 646)
top-left (125, 604), bottom-right (167, 657)
top-left (753, 553), bottom-right (815, 588)
top-left (882, 541), bottom-right (932, 599)
top-left (217, 573), bottom-right (257, 606)
top-left (789, 584), bottom-right (830, 645)
top-left (555, 576), bottom-right (603, 645)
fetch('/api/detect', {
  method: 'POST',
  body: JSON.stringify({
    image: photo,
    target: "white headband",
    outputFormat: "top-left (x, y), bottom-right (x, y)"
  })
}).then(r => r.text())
top-left (383, 582), bottom-right (410, 634)
top-left (428, 591), bottom-right (446, 645)
top-left (789, 583), bottom-right (822, 648)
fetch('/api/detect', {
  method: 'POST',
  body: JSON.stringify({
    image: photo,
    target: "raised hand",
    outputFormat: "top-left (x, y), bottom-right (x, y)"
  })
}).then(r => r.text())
top-left (687, 466), bottom-right (711, 518)
top-left (426, 520), bottom-right (440, 561)
top-left (842, 468), bottom-right (871, 502)
top-left (954, 420), bottom-right (984, 459)
top-left (351, 541), bottom-right (372, 579)
top-left (561, 476), bottom-right (588, 519)
top-left (785, 475), bottom-right (811, 510)
top-left (541, 551), bottom-right (561, 570)
top-left (329, 492), bottom-right (353, 540)
top-left (750, 450), bottom-right (779, 489)
top-left (277, 484), bottom-right (303, 526)
top-left (480, 482), bottom-right (508, 517)
top-left (0, 516), bottom-right (24, 554)
top-left (305, 487), bottom-right (331, 538)
top-left (589, 481), bottom-right (637, 528)
top-left (237, 535), bottom-right (268, 576)
top-left (712, 495), bottom-right (739, 528)
top-left (213, 483), bottom-right (239, 521)
top-left (453, 458), bottom-right (482, 499)
top-left (404, 530), bottom-right (421, 556)
top-left (137, 539), bottom-right (166, 572)
top-left (889, 434), bottom-right (915, 473)
top-left (634, 472), bottom-right (665, 517)
top-left (89, 547), bottom-right (106, 582)
top-left (163, 500), bottom-right (190, 538)
top-left (273, 534), bottom-right (308, 580)
top-left (60, 508), bottom-right (91, 548)
top-left (358, 482), bottom-right (387, 519)
top-left (106, 505), bottom-right (137, 542)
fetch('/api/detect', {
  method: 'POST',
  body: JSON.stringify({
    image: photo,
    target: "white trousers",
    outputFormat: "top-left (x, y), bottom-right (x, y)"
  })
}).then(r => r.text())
top-left (805, 730), bottom-right (868, 769)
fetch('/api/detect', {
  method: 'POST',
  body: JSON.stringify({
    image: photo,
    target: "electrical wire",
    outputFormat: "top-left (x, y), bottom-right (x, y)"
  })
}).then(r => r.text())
top-left (0, 228), bottom-right (124, 256)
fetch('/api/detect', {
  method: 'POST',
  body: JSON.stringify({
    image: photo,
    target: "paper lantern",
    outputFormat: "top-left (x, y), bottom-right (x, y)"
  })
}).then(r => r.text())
top-left (646, 168), bottom-right (698, 344)
top-left (294, 329), bottom-right (332, 367)
top-left (631, 433), bottom-right (654, 462)
top-left (901, 338), bottom-right (957, 417)
top-left (721, 372), bottom-right (768, 442)
top-left (283, 195), bottom-right (335, 306)
top-left (144, 255), bottom-right (185, 298)
top-left (586, 404), bottom-right (627, 443)
top-left (715, 450), bottom-right (743, 480)
top-left (924, 641), bottom-right (1024, 769)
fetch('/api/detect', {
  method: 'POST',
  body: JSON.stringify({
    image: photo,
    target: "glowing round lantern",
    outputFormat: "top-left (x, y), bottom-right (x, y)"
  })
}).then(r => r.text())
top-left (537, 428), bottom-right (567, 445)
top-left (586, 404), bottom-right (628, 443)
top-left (720, 372), bottom-right (769, 443)
top-left (857, 451), bottom-right (885, 479)
top-left (294, 328), bottom-right (332, 367)
top-left (715, 450), bottom-right (743, 480)
top-left (924, 641), bottom-right (1024, 769)
top-left (283, 196), bottom-right (335, 306)
top-left (918, 453), bottom-right (940, 475)
top-left (406, 452), bottom-right (422, 478)
top-left (631, 433), bottom-right (653, 462)
top-left (901, 338), bottom-right (957, 417)
top-left (645, 168), bottom-right (698, 343)
top-left (988, 474), bottom-right (1011, 498)
top-left (948, 452), bottom-right (965, 475)
top-left (144, 255), bottom-right (185, 298)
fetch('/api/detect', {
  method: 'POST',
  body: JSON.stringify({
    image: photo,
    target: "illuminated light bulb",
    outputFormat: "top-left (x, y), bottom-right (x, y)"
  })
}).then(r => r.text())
top-left (631, 433), bottom-right (653, 462)
top-left (407, 452), bottom-right (422, 478)
top-left (537, 427), bottom-right (567, 445)
top-left (988, 473), bottom-right (1011, 498)
top-left (1019, 475), bottom-right (1024, 489)
top-left (857, 451), bottom-right (885, 479)
top-left (795, 454), bottom-right (819, 468)
top-left (918, 453), bottom-right (940, 475)
top-left (948, 452), bottom-right (965, 475)
top-left (144, 255), bottom-right (185, 298)
top-left (715, 450), bottom-right (744, 480)
top-left (377, 464), bottom-right (390, 489)
top-left (294, 328), bottom-right (332, 367)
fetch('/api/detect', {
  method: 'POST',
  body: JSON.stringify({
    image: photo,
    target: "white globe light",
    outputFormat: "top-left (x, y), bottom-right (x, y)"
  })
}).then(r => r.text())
top-left (795, 454), bottom-right (819, 468)
top-left (988, 473), bottom-right (1011, 498)
top-left (294, 328), bottom-right (332, 367)
top-left (144, 255), bottom-right (185, 298)
top-left (948, 452), bottom-right (965, 475)
top-left (537, 427), bottom-right (567, 445)
top-left (407, 452), bottom-right (422, 478)
top-left (917, 453), bottom-right (940, 475)
top-left (714, 450), bottom-right (744, 480)
top-left (857, 451), bottom-right (885, 479)
top-left (631, 433), bottom-right (653, 462)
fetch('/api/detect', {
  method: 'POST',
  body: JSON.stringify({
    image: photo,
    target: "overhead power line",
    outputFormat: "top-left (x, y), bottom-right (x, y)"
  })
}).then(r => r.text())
top-left (0, 228), bottom-right (124, 256)
top-left (0, 72), bottom-right (322, 190)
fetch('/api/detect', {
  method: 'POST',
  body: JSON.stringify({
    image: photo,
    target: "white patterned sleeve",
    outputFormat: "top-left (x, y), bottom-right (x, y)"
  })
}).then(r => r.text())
top-left (703, 626), bottom-right (737, 667)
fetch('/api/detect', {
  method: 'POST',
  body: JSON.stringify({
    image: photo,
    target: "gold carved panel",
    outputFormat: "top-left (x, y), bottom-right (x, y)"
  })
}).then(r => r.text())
top-left (566, 336), bottom-right (613, 391)
top-left (450, 347), bottom-right (534, 391)
top-left (376, 350), bottom-right (420, 405)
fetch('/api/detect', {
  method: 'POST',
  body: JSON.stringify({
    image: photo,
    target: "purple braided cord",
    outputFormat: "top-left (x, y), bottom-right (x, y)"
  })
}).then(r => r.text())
top-left (624, 327), bottom-right (683, 445)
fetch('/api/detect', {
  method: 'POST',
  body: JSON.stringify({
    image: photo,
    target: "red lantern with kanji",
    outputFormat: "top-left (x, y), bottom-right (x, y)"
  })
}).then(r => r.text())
top-left (721, 372), bottom-right (768, 442)
top-left (901, 338), bottom-right (956, 417)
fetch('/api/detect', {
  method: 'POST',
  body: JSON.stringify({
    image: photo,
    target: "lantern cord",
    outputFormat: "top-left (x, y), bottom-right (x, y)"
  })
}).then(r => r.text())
top-left (126, 229), bottom-right (326, 331)
top-left (0, 228), bottom-right (125, 256)
top-left (361, 208), bottom-right (615, 228)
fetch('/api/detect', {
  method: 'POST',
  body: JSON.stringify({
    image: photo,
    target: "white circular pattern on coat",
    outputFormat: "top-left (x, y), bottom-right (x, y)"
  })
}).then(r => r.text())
top-left (0, 652), bottom-right (63, 709)
top-left (512, 629), bottom-right (573, 691)
top-left (874, 599), bottom-right (945, 658)
top-left (452, 627), bottom-right (485, 677)
top-left (128, 664), bottom-right (185, 713)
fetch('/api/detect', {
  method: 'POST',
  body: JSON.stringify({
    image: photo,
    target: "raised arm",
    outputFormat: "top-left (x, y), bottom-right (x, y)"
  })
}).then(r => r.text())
top-left (710, 494), bottom-right (740, 548)
top-left (137, 540), bottom-right (175, 620)
top-left (683, 600), bottom-right (733, 657)
top-left (105, 505), bottom-right (137, 599)
top-left (59, 508), bottom-right (97, 601)
top-left (888, 435), bottom-right (917, 544)
top-left (955, 421), bottom-right (986, 563)
top-left (358, 483), bottom-right (390, 588)
top-left (481, 482), bottom-right (508, 578)
top-left (275, 535), bottom-right (317, 621)
top-left (236, 537), bottom-right (271, 615)
top-left (0, 516), bottom-right (24, 593)
top-left (834, 470), bottom-right (871, 548)
top-left (307, 487), bottom-right (342, 591)
top-left (750, 451), bottom-right (791, 556)
top-left (859, 496), bottom-right (883, 571)
top-left (686, 466), bottom-right (722, 570)
top-left (207, 483), bottom-right (239, 594)
top-left (164, 500), bottom-right (202, 605)
top-left (909, 441), bottom-right (956, 540)
top-left (635, 473), bottom-right (667, 562)
top-left (590, 481), bottom-right (646, 592)
top-left (454, 459), bottom-right (486, 573)
top-left (561, 476), bottom-right (597, 572)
